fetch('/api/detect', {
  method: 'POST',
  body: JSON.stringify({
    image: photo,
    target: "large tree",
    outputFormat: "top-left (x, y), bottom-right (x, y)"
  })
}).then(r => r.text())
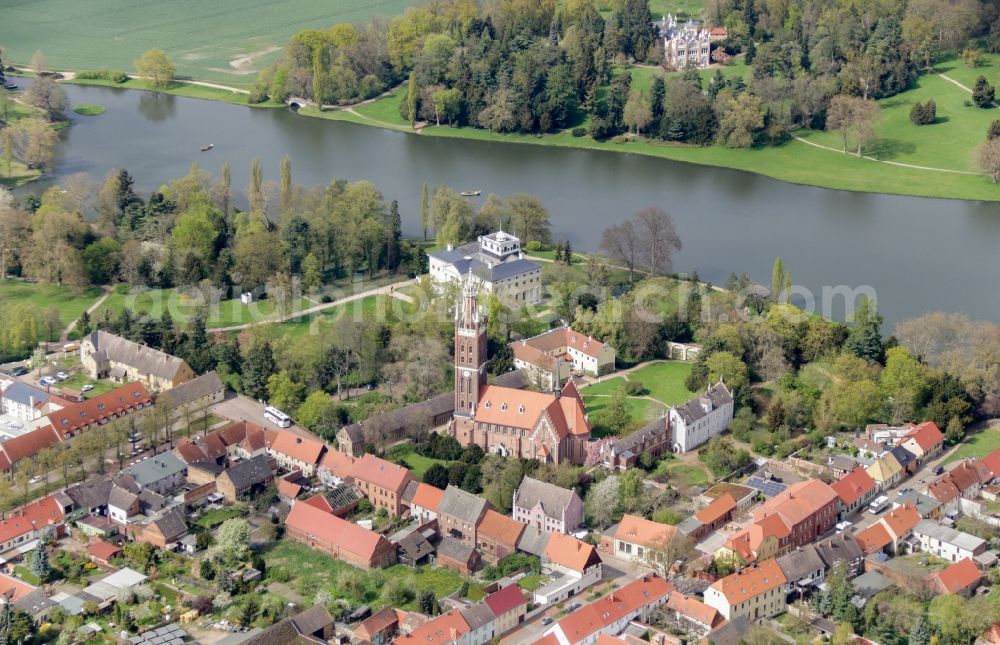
top-left (135, 49), bottom-right (176, 88)
top-left (827, 95), bottom-right (881, 156)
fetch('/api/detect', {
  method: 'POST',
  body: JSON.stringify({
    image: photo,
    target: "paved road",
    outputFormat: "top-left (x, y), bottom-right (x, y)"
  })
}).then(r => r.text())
top-left (211, 393), bottom-right (319, 441)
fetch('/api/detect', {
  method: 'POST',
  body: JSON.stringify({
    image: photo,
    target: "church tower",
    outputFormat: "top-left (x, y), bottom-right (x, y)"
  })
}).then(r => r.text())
top-left (455, 271), bottom-right (488, 418)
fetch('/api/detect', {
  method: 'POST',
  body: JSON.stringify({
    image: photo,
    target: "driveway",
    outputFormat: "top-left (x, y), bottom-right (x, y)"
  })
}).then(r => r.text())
top-left (211, 393), bottom-right (317, 440)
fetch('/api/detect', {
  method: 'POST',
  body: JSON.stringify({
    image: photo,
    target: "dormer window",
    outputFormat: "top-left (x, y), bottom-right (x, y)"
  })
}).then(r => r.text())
top-left (518, 405), bottom-right (525, 413)
top-left (501, 403), bottom-right (508, 411)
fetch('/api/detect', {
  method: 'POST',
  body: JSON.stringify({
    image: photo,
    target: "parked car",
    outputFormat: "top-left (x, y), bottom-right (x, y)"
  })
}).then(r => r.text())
top-left (81, 384), bottom-right (94, 392)
top-left (933, 465), bottom-right (945, 476)
top-left (541, 617), bottom-right (553, 626)
top-left (3, 83), bottom-right (17, 91)
top-left (29, 476), bottom-right (41, 484)
top-left (55, 371), bottom-right (69, 381)
top-left (39, 376), bottom-right (57, 386)
top-left (10, 366), bottom-right (27, 376)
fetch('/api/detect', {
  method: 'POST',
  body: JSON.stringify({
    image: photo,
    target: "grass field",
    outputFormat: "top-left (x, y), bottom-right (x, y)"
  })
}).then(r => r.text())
top-left (625, 361), bottom-right (696, 404)
top-left (384, 444), bottom-right (450, 478)
top-left (945, 426), bottom-right (1000, 464)
top-left (0, 0), bottom-right (418, 84)
top-left (0, 280), bottom-right (105, 330)
top-left (582, 360), bottom-right (693, 436)
top-left (0, 159), bottom-right (42, 188)
top-left (67, 77), bottom-right (262, 106)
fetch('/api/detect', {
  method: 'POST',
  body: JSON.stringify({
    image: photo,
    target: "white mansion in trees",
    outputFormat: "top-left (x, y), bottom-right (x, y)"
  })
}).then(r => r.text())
top-left (656, 14), bottom-right (727, 69)
top-left (670, 380), bottom-right (734, 452)
top-left (428, 230), bottom-right (543, 305)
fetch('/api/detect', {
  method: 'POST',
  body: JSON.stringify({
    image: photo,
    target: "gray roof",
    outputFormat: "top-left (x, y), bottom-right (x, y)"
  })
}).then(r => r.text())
top-left (85, 331), bottom-right (190, 382)
top-left (108, 486), bottom-right (138, 511)
top-left (828, 454), bottom-right (857, 472)
top-left (396, 532), bottom-right (434, 561)
top-left (401, 479), bottom-right (420, 504)
top-left (289, 604), bottom-right (334, 637)
top-left (2, 382), bottom-right (49, 407)
top-left (65, 477), bottom-right (114, 510)
top-left (814, 533), bottom-right (864, 570)
top-left (439, 485), bottom-right (489, 524)
top-left (339, 370), bottom-right (529, 446)
top-left (147, 506), bottom-right (188, 542)
top-left (896, 490), bottom-right (943, 517)
top-left (460, 604), bottom-right (496, 630)
top-left (914, 519), bottom-right (986, 552)
top-left (671, 381), bottom-right (732, 424)
top-left (323, 483), bottom-right (364, 510)
top-left (15, 589), bottom-right (54, 616)
top-left (127, 453), bottom-right (187, 487)
top-left (513, 477), bottom-right (579, 521)
top-left (890, 445), bottom-right (918, 470)
top-left (428, 240), bottom-right (540, 283)
top-left (162, 371), bottom-right (224, 408)
top-left (704, 616), bottom-right (750, 645)
top-left (437, 537), bottom-right (476, 563)
top-left (516, 525), bottom-right (551, 557)
top-left (776, 544), bottom-right (825, 582)
top-left (677, 516), bottom-right (704, 537)
top-left (852, 570), bottom-right (894, 598)
top-left (223, 454), bottom-right (273, 490)
top-left (609, 416), bottom-right (669, 456)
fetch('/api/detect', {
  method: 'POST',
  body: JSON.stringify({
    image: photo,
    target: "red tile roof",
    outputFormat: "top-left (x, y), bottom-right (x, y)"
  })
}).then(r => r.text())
top-left (928, 478), bottom-right (961, 504)
top-left (86, 540), bottom-right (122, 562)
top-left (931, 557), bottom-right (981, 595)
top-left (753, 479), bottom-right (838, 529)
top-left (555, 575), bottom-right (673, 644)
top-left (319, 450), bottom-right (356, 480)
top-left (477, 510), bottom-right (525, 547)
top-left (410, 483), bottom-right (444, 512)
top-left (285, 500), bottom-right (390, 563)
top-left (45, 382), bottom-right (151, 438)
top-left (0, 573), bottom-right (37, 602)
top-left (0, 426), bottom-right (61, 469)
top-left (474, 381), bottom-right (590, 439)
top-left (831, 468), bottom-right (877, 506)
top-left (277, 479), bottom-right (301, 499)
top-left (982, 447), bottom-right (1000, 480)
top-left (709, 558), bottom-right (787, 605)
top-left (900, 421), bottom-right (944, 453)
top-left (695, 493), bottom-right (736, 525)
top-left (666, 593), bottom-right (722, 628)
top-left (0, 495), bottom-right (65, 545)
top-left (881, 503), bottom-right (920, 539)
top-left (615, 514), bottom-right (676, 548)
top-left (483, 584), bottom-right (527, 618)
top-left (855, 523), bottom-right (892, 555)
top-left (395, 609), bottom-right (470, 645)
top-left (349, 453), bottom-right (413, 494)
top-left (544, 532), bottom-right (601, 574)
top-left (300, 493), bottom-right (334, 513)
top-left (269, 430), bottom-right (325, 465)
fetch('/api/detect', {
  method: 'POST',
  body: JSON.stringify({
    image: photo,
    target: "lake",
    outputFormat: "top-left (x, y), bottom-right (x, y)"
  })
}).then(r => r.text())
top-left (20, 83), bottom-right (1000, 327)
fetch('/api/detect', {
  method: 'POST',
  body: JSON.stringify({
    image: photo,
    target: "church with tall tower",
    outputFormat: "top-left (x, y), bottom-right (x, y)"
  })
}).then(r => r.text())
top-left (450, 273), bottom-right (592, 465)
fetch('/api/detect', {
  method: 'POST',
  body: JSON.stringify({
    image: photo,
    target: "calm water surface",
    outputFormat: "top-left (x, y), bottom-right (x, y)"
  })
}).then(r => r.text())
top-left (20, 83), bottom-right (1000, 327)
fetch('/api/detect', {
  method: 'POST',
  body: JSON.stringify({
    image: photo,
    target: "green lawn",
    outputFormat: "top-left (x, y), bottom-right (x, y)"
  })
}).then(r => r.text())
top-left (352, 84), bottom-right (410, 127)
top-left (195, 506), bottom-right (246, 530)
top-left (625, 361), bottom-right (696, 405)
top-left (661, 461), bottom-right (711, 488)
top-left (266, 293), bottom-right (418, 340)
top-left (626, 58), bottom-right (750, 96)
top-left (518, 574), bottom-right (547, 591)
top-left (945, 428), bottom-right (1000, 464)
top-left (649, 0), bottom-right (705, 18)
top-left (0, 159), bottom-right (42, 188)
top-left (94, 285), bottom-right (311, 329)
top-left (583, 395), bottom-right (657, 437)
top-left (1, 0), bottom-right (418, 84)
top-left (67, 77), bottom-right (261, 106)
top-left (932, 54), bottom-right (1000, 92)
top-left (0, 280), bottom-right (104, 333)
top-left (384, 444), bottom-right (449, 479)
top-left (263, 541), bottom-right (478, 610)
top-left (72, 103), bottom-right (106, 116)
top-left (57, 372), bottom-right (117, 398)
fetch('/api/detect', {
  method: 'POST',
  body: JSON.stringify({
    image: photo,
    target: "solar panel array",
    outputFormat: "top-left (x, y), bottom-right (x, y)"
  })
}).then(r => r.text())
top-left (745, 476), bottom-right (788, 497)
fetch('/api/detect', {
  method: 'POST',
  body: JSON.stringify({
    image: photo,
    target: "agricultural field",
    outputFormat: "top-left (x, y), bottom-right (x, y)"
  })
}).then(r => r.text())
top-left (0, 0), bottom-right (418, 84)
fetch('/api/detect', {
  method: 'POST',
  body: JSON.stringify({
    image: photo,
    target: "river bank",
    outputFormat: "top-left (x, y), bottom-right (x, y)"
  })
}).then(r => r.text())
top-left (41, 67), bottom-right (1000, 202)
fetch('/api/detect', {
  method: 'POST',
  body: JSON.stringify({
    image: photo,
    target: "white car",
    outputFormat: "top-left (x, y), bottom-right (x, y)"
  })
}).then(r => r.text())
top-left (29, 476), bottom-right (41, 485)
top-left (39, 376), bottom-right (57, 386)
top-left (55, 371), bottom-right (69, 381)
top-left (81, 384), bottom-right (94, 392)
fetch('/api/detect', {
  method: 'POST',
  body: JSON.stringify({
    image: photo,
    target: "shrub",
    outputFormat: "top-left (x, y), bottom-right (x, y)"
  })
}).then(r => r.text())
top-left (571, 127), bottom-right (587, 137)
top-left (909, 99), bottom-right (936, 125)
top-left (248, 88), bottom-right (269, 104)
top-left (525, 240), bottom-right (543, 251)
top-left (989, 120), bottom-right (1000, 139)
top-left (973, 76), bottom-right (995, 108)
top-left (76, 69), bottom-right (129, 83)
top-left (622, 380), bottom-right (647, 396)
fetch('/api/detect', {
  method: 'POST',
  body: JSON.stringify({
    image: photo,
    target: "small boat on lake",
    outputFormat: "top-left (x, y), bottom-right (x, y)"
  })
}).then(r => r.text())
top-left (461, 190), bottom-right (481, 197)
top-left (201, 144), bottom-right (214, 152)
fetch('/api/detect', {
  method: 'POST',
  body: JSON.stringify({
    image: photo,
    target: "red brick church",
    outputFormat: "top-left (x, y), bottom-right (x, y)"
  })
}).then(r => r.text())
top-left (450, 275), bottom-right (591, 465)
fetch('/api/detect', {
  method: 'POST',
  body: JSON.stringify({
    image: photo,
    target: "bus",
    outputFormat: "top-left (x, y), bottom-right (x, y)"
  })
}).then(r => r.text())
top-left (868, 495), bottom-right (890, 514)
top-left (264, 406), bottom-right (292, 428)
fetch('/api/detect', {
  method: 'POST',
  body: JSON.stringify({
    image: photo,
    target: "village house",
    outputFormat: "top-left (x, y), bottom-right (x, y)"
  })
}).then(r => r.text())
top-left (601, 416), bottom-right (671, 472)
top-left (776, 544), bottom-right (826, 596)
top-left (0, 425), bottom-right (62, 473)
top-left (215, 454), bottom-right (275, 503)
top-left (81, 331), bottom-right (194, 391)
top-left (894, 490), bottom-right (944, 519)
top-left (511, 326), bottom-right (615, 390)
top-left (663, 593), bottom-right (723, 636)
top-left (395, 608), bottom-right (472, 645)
top-left (125, 452), bottom-right (187, 495)
top-left (679, 493), bottom-right (736, 542)
top-left (483, 584), bottom-right (528, 636)
top-left (751, 479), bottom-right (838, 548)
top-left (285, 496), bottom-right (396, 570)
top-left (896, 421), bottom-right (945, 464)
top-left (0, 381), bottom-right (63, 423)
top-left (0, 495), bottom-right (67, 554)
top-left (854, 503), bottom-right (921, 556)
top-left (612, 514), bottom-right (677, 566)
top-left (543, 574), bottom-right (673, 645)
top-left (348, 453), bottom-right (414, 516)
top-left (536, 532), bottom-right (603, 605)
top-left (450, 276), bottom-right (591, 465)
top-left (512, 476), bottom-right (584, 534)
top-left (668, 381), bottom-right (733, 453)
top-left (940, 458), bottom-right (992, 500)
top-left (814, 533), bottom-right (866, 576)
top-left (44, 382), bottom-right (152, 440)
top-left (928, 557), bottom-right (982, 597)
top-left (438, 485), bottom-right (491, 550)
top-left (704, 558), bottom-right (787, 621)
top-left (912, 520), bottom-right (986, 562)
top-left (866, 452), bottom-right (904, 490)
top-left (136, 505), bottom-right (188, 548)
top-left (160, 370), bottom-right (224, 411)
top-left (717, 512), bottom-right (790, 564)
top-left (831, 467), bottom-right (878, 519)
top-left (402, 481), bottom-right (445, 524)
top-left (477, 510), bottom-right (525, 562)
top-left (267, 430), bottom-right (325, 476)
top-left (428, 230), bottom-right (543, 306)
top-left (317, 449), bottom-right (357, 486)
top-left (437, 537), bottom-right (481, 575)
top-left (827, 454), bottom-right (858, 479)
top-left (698, 482), bottom-right (757, 511)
